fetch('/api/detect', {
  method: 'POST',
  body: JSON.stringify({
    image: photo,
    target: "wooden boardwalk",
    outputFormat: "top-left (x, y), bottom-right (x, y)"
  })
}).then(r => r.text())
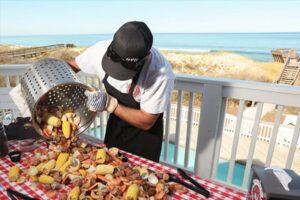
top-left (276, 57), bottom-right (300, 85)
top-left (271, 48), bottom-right (299, 63)
top-left (0, 43), bottom-right (75, 58)
top-left (272, 48), bottom-right (300, 85)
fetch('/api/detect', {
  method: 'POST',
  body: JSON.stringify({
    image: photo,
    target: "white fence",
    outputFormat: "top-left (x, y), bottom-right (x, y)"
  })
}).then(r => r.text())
top-left (223, 113), bottom-right (299, 148)
top-left (170, 103), bottom-right (300, 148)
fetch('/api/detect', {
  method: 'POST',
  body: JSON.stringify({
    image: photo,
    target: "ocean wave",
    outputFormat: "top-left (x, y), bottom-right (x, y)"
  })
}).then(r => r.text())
top-left (157, 47), bottom-right (211, 53)
top-left (157, 47), bottom-right (273, 61)
top-left (157, 47), bottom-right (272, 55)
top-left (230, 50), bottom-right (271, 54)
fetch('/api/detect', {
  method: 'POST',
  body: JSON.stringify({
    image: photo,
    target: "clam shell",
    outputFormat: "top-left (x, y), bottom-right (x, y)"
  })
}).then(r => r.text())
top-left (87, 165), bottom-right (96, 173)
top-left (148, 173), bottom-right (158, 185)
top-left (105, 174), bottom-right (113, 180)
top-left (108, 147), bottom-right (119, 156)
top-left (71, 158), bottom-right (80, 167)
top-left (68, 174), bottom-right (81, 181)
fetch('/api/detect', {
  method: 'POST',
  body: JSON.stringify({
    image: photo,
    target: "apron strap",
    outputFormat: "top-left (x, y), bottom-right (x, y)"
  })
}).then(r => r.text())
top-left (128, 69), bottom-right (142, 95)
top-left (103, 74), bottom-right (109, 83)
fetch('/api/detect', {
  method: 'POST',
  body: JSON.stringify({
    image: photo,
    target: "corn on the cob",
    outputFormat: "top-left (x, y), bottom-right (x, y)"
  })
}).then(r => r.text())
top-left (8, 166), bottom-right (20, 182)
top-left (125, 184), bottom-right (139, 200)
top-left (55, 153), bottom-right (69, 170)
top-left (43, 159), bottom-right (56, 171)
top-left (36, 162), bottom-right (45, 172)
top-left (68, 186), bottom-right (80, 200)
top-left (95, 164), bottom-right (114, 175)
top-left (43, 113), bottom-right (61, 127)
top-left (62, 121), bottom-right (71, 139)
top-left (96, 149), bottom-right (106, 164)
top-left (59, 158), bottom-right (71, 173)
top-left (38, 175), bottom-right (54, 184)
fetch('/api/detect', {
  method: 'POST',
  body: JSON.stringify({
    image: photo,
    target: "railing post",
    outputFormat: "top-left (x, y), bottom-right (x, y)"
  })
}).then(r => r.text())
top-left (194, 84), bottom-right (223, 179)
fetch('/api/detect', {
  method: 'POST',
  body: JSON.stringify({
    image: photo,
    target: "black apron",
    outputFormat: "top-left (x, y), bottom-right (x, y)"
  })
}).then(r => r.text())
top-left (103, 72), bottom-right (163, 162)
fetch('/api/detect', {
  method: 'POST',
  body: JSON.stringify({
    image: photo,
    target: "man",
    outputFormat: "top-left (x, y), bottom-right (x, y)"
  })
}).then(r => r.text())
top-left (68, 21), bottom-right (174, 162)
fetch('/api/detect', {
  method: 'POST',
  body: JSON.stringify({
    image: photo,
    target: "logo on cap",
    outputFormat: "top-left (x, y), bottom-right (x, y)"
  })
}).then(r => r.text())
top-left (125, 58), bottom-right (139, 62)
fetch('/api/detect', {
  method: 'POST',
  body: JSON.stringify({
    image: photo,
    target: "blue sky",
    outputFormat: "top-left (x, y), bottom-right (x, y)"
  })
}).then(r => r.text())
top-left (1, 0), bottom-right (300, 36)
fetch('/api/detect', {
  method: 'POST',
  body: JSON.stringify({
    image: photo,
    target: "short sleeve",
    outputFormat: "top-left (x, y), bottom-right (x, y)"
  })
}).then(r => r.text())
top-left (140, 75), bottom-right (174, 114)
top-left (75, 41), bottom-right (110, 80)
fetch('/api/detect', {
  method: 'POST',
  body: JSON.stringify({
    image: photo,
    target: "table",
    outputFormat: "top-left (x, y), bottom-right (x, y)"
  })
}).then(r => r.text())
top-left (0, 138), bottom-right (247, 200)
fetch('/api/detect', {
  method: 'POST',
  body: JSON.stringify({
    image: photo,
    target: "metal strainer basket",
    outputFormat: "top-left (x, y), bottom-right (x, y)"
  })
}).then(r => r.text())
top-left (20, 58), bottom-right (96, 139)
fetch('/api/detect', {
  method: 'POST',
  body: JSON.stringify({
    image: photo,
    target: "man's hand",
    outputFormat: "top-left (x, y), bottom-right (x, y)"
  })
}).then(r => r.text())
top-left (84, 90), bottom-right (118, 113)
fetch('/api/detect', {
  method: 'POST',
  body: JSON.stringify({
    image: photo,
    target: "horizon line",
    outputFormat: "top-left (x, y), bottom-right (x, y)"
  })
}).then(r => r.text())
top-left (1, 31), bottom-right (300, 37)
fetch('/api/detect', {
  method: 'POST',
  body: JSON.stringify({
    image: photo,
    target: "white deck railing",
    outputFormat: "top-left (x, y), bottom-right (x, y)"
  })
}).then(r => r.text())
top-left (168, 104), bottom-right (299, 148)
top-left (1, 64), bottom-right (300, 192)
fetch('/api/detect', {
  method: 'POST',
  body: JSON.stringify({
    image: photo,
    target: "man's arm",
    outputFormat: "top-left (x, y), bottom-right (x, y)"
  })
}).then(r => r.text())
top-left (68, 59), bottom-right (81, 73)
top-left (114, 104), bottom-right (160, 131)
top-left (84, 77), bottom-right (160, 131)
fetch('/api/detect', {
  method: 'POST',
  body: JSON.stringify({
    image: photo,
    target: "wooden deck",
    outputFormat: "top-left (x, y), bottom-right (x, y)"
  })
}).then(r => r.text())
top-left (271, 48), bottom-right (298, 63)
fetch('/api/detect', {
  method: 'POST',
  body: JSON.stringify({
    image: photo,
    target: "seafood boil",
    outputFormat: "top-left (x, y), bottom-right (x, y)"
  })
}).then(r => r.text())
top-left (34, 106), bottom-right (81, 140)
top-left (8, 108), bottom-right (188, 200)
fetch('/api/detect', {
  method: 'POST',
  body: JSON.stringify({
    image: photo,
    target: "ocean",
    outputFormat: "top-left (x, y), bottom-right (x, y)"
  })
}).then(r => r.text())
top-left (1, 32), bottom-right (300, 61)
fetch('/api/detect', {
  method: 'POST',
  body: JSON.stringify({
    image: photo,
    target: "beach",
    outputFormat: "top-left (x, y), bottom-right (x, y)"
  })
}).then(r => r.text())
top-left (0, 44), bottom-right (285, 83)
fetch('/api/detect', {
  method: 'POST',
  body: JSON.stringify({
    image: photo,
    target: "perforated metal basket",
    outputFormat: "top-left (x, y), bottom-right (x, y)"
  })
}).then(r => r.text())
top-left (20, 58), bottom-right (96, 139)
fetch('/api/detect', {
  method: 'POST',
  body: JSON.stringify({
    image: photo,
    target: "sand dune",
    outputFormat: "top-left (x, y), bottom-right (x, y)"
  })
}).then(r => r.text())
top-left (162, 50), bottom-right (282, 83)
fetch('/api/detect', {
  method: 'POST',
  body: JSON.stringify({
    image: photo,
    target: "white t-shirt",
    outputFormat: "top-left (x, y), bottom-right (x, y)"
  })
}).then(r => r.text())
top-left (75, 40), bottom-right (175, 114)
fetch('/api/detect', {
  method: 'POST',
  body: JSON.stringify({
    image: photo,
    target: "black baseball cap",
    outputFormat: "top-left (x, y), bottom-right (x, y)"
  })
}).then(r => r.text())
top-left (102, 21), bottom-right (153, 80)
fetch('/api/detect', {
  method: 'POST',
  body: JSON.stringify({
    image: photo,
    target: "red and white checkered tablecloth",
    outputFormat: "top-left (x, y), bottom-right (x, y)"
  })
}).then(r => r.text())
top-left (0, 139), bottom-right (247, 200)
